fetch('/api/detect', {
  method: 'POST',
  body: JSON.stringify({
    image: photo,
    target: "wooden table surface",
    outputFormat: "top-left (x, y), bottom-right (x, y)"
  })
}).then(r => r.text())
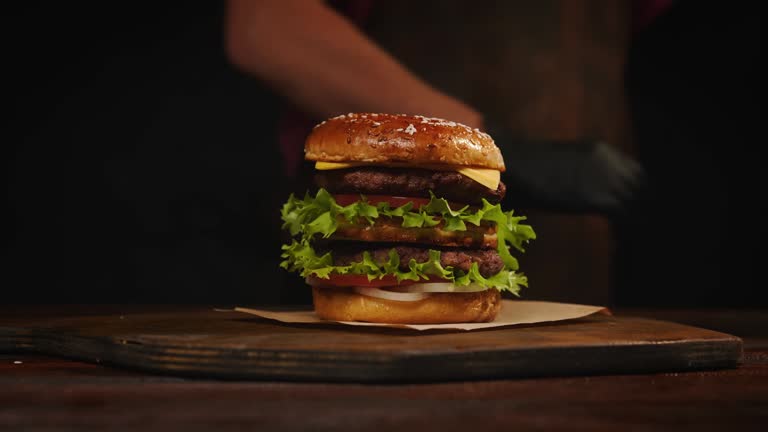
top-left (1, 306), bottom-right (767, 432)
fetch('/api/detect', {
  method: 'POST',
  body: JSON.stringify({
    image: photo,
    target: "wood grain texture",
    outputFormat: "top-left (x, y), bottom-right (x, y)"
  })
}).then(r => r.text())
top-left (1, 349), bottom-right (766, 432)
top-left (0, 307), bottom-right (742, 382)
top-left (0, 308), bottom-right (765, 432)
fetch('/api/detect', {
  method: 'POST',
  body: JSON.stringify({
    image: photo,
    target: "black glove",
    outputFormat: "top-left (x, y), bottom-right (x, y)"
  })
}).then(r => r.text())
top-left (485, 122), bottom-right (646, 215)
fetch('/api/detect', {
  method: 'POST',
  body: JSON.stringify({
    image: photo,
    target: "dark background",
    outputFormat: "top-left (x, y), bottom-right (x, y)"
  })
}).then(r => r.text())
top-left (5, 1), bottom-right (764, 307)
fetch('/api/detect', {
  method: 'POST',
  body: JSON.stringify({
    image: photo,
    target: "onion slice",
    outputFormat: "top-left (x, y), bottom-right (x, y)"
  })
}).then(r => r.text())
top-left (353, 286), bottom-right (430, 302)
top-left (389, 282), bottom-right (489, 293)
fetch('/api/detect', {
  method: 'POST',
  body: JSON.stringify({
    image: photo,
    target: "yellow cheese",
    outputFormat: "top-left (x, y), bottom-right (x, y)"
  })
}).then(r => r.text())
top-left (314, 161), bottom-right (500, 190)
top-left (314, 161), bottom-right (359, 170)
top-left (455, 167), bottom-right (500, 191)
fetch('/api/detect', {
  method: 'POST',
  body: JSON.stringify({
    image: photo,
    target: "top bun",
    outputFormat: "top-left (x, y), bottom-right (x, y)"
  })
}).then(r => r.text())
top-left (305, 113), bottom-right (505, 171)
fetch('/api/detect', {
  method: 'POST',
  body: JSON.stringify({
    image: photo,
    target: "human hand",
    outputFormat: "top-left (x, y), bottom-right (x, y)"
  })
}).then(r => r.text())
top-left (486, 123), bottom-right (646, 215)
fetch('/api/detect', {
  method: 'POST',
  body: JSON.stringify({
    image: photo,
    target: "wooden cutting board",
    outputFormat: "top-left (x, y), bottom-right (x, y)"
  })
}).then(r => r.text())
top-left (0, 307), bottom-right (742, 382)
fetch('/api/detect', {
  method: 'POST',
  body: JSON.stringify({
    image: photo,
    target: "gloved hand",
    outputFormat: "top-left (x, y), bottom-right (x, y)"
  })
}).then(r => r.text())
top-left (485, 122), bottom-right (646, 215)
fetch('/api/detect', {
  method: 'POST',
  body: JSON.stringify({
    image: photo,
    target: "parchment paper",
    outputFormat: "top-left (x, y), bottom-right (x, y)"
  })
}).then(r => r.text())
top-left (234, 300), bottom-right (607, 331)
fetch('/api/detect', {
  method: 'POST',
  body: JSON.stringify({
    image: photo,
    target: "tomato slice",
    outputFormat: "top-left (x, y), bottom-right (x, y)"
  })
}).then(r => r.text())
top-left (307, 274), bottom-right (451, 288)
top-left (307, 274), bottom-right (407, 288)
top-left (333, 194), bottom-right (431, 209)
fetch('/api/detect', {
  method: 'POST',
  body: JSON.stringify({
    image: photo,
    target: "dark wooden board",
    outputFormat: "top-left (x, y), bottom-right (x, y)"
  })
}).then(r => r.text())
top-left (0, 308), bottom-right (742, 382)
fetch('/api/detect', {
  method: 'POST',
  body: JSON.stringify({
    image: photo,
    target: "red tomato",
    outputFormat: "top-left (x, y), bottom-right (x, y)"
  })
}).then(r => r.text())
top-left (307, 274), bottom-right (408, 288)
top-left (307, 274), bottom-right (450, 288)
top-left (332, 194), bottom-right (431, 209)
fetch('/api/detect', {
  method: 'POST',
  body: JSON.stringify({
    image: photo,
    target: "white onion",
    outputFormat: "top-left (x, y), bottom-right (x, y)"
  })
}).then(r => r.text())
top-left (353, 286), bottom-right (430, 302)
top-left (389, 282), bottom-right (489, 293)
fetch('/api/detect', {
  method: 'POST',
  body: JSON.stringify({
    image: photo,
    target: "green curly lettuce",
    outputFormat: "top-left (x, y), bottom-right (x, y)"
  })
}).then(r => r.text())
top-left (280, 240), bottom-right (527, 295)
top-left (280, 188), bottom-right (536, 270)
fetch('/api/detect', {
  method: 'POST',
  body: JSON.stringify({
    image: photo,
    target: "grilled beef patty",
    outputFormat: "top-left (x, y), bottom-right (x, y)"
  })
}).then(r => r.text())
top-left (331, 245), bottom-right (504, 278)
top-left (315, 167), bottom-right (505, 204)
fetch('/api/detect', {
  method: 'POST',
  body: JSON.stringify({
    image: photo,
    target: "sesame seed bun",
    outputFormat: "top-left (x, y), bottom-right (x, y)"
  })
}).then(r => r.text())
top-left (305, 113), bottom-right (505, 171)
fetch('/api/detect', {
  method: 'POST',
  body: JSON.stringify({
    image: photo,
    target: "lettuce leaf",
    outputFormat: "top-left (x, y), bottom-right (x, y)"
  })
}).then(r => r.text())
top-left (280, 188), bottom-right (536, 270)
top-left (281, 240), bottom-right (527, 295)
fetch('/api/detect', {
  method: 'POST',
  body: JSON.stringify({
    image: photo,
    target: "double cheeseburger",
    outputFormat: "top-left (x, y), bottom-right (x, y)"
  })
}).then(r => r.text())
top-left (280, 113), bottom-right (536, 324)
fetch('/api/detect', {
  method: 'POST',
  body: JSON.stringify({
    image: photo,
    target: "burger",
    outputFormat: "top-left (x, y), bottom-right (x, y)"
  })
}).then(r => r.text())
top-left (280, 113), bottom-right (536, 324)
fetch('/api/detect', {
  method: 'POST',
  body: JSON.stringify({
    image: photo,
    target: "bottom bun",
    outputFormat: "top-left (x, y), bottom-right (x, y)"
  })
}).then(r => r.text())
top-left (311, 286), bottom-right (501, 324)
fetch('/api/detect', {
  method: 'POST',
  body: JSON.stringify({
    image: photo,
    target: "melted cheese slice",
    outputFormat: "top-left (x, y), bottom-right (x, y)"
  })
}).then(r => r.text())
top-left (454, 167), bottom-right (500, 191)
top-left (314, 161), bottom-right (500, 190)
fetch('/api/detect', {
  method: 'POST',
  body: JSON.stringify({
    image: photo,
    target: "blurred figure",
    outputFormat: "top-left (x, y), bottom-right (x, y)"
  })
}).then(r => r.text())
top-left (225, 0), bottom-right (642, 215)
top-left (7, 1), bottom-right (670, 306)
top-left (225, 0), bottom-right (644, 305)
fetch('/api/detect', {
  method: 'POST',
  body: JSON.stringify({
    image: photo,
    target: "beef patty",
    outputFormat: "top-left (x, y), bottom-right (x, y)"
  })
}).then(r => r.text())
top-left (332, 218), bottom-right (497, 249)
top-left (332, 245), bottom-right (505, 278)
top-left (315, 167), bottom-right (505, 204)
